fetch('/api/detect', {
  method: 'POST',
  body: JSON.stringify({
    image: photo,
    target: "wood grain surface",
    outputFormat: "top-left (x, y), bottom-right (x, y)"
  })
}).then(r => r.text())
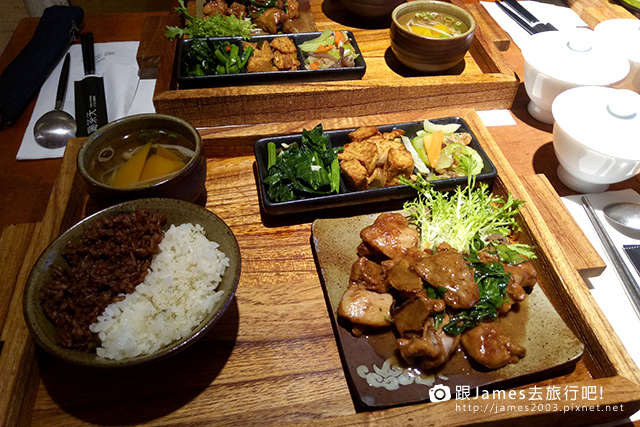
top-left (2, 109), bottom-right (640, 426)
top-left (149, 0), bottom-right (519, 127)
top-left (2, 1), bottom-right (640, 426)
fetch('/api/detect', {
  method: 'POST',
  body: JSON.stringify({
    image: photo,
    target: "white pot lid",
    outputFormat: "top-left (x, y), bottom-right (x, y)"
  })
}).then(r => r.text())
top-left (522, 28), bottom-right (630, 85)
top-left (594, 19), bottom-right (640, 64)
top-left (552, 86), bottom-right (640, 159)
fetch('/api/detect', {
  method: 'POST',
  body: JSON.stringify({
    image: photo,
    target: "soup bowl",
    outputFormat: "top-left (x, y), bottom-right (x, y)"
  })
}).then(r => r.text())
top-left (77, 114), bottom-right (206, 207)
top-left (390, 0), bottom-right (476, 72)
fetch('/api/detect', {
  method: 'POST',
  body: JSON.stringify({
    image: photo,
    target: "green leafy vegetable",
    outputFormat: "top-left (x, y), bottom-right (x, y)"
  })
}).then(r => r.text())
top-left (442, 259), bottom-right (510, 335)
top-left (267, 141), bottom-right (277, 169)
top-left (183, 40), bottom-right (253, 76)
top-left (166, 0), bottom-right (255, 40)
top-left (491, 243), bottom-right (537, 265)
top-left (263, 124), bottom-right (343, 203)
top-left (401, 175), bottom-right (530, 255)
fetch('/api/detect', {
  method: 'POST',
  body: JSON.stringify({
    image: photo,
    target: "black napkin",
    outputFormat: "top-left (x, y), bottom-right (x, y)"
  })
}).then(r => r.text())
top-left (0, 5), bottom-right (84, 130)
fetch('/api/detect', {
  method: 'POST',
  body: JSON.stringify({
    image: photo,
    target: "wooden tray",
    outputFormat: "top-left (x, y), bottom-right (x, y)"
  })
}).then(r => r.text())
top-left (143, 0), bottom-right (519, 128)
top-left (2, 108), bottom-right (640, 426)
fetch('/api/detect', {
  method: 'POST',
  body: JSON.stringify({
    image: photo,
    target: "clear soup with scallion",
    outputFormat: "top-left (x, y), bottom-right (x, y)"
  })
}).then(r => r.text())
top-left (399, 11), bottom-right (469, 38)
top-left (89, 129), bottom-right (195, 189)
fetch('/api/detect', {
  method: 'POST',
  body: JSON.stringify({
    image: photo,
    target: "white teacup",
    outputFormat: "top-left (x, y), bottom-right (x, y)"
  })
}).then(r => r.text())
top-left (522, 28), bottom-right (630, 124)
top-left (552, 86), bottom-right (640, 193)
top-left (594, 19), bottom-right (640, 94)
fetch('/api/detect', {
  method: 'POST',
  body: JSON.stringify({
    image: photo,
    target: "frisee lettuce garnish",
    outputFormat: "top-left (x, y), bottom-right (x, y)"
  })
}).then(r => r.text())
top-left (165, 0), bottom-right (255, 40)
top-left (401, 175), bottom-right (534, 258)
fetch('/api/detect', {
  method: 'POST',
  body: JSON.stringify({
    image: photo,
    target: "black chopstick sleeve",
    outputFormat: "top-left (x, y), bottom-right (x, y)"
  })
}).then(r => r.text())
top-left (0, 5), bottom-right (83, 129)
top-left (623, 245), bottom-right (640, 277)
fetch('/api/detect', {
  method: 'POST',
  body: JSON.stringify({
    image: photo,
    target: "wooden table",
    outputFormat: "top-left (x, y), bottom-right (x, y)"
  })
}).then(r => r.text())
top-left (2, 2), bottom-right (640, 426)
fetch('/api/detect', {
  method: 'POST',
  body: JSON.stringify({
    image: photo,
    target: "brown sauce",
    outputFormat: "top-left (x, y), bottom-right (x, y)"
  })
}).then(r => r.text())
top-left (364, 298), bottom-right (529, 379)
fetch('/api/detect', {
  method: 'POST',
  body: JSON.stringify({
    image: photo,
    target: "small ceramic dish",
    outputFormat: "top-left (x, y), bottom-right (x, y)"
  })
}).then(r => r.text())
top-left (254, 117), bottom-right (497, 216)
top-left (77, 114), bottom-right (207, 207)
top-left (23, 198), bottom-right (242, 368)
top-left (390, 0), bottom-right (476, 72)
top-left (177, 32), bottom-right (366, 89)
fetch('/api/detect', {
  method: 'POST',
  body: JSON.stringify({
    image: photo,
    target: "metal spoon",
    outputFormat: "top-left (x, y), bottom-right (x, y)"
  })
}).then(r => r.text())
top-left (33, 53), bottom-right (77, 149)
top-left (603, 202), bottom-right (640, 232)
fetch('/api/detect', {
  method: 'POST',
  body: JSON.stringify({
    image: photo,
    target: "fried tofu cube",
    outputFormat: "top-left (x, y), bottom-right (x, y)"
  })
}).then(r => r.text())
top-left (384, 147), bottom-right (415, 186)
top-left (270, 36), bottom-right (298, 54)
top-left (348, 126), bottom-right (381, 142)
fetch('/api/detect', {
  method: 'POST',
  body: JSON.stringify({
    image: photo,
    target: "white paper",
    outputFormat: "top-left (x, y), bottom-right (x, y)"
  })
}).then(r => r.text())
top-left (476, 109), bottom-right (517, 127)
top-left (563, 190), bottom-right (640, 422)
top-left (17, 41), bottom-right (155, 161)
top-left (480, 0), bottom-right (589, 49)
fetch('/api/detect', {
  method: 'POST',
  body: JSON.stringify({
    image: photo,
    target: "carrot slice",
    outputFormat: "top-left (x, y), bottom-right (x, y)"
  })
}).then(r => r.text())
top-left (423, 130), bottom-right (444, 168)
top-left (334, 31), bottom-right (343, 46)
top-left (308, 61), bottom-right (321, 70)
top-left (314, 44), bottom-right (334, 53)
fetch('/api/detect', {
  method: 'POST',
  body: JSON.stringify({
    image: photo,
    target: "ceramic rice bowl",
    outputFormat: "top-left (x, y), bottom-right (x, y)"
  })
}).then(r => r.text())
top-left (23, 198), bottom-right (241, 368)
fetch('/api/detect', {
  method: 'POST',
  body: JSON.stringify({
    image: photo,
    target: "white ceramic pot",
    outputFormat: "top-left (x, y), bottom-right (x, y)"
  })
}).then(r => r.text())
top-left (522, 28), bottom-right (630, 124)
top-left (594, 19), bottom-right (640, 94)
top-left (552, 86), bottom-right (640, 193)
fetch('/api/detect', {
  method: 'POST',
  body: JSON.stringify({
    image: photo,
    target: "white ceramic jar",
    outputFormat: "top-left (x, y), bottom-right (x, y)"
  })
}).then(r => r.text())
top-left (522, 28), bottom-right (630, 124)
top-left (552, 86), bottom-right (640, 193)
top-left (594, 19), bottom-right (640, 94)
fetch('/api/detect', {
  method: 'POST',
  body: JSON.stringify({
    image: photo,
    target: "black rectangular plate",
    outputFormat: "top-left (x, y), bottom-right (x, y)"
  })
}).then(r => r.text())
top-left (177, 31), bottom-right (366, 89)
top-left (253, 117), bottom-right (498, 216)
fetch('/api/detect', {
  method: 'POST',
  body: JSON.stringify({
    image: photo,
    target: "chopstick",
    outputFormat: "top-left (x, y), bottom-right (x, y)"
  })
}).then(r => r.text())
top-left (582, 196), bottom-right (640, 320)
top-left (503, 0), bottom-right (558, 31)
top-left (495, 0), bottom-right (557, 34)
top-left (495, 1), bottom-right (536, 35)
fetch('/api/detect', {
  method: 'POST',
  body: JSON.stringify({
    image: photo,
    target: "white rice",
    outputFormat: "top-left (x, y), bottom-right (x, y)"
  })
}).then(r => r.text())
top-left (89, 222), bottom-right (229, 360)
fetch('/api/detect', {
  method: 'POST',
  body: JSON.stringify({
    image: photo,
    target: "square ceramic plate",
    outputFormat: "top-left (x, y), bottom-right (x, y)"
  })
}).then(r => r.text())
top-left (311, 213), bottom-right (584, 410)
top-left (177, 31), bottom-right (366, 89)
top-left (254, 117), bottom-right (498, 216)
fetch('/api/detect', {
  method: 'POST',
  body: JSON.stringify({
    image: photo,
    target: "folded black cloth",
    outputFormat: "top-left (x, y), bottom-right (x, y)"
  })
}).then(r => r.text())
top-left (0, 5), bottom-right (84, 130)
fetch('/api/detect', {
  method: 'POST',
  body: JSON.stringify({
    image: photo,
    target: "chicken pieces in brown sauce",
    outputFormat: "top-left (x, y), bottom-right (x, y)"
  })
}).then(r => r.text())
top-left (460, 322), bottom-right (526, 369)
top-left (202, 0), bottom-right (301, 34)
top-left (337, 212), bottom-right (537, 372)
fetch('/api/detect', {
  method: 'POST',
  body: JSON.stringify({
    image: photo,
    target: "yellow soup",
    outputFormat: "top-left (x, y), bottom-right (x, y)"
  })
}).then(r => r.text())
top-left (399, 11), bottom-right (469, 38)
top-left (90, 129), bottom-right (194, 188)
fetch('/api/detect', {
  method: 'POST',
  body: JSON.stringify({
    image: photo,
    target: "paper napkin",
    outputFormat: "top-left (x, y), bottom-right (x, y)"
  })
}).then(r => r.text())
top-left (17, 41), bottom-right (156, 160)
